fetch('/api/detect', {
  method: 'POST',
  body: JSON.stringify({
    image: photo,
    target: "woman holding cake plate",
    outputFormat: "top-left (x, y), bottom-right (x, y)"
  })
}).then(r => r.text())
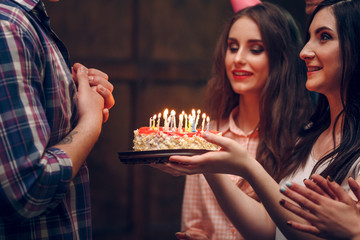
top-left (154, 1), bottom-right (313, 239)
top-left (164, 0), bottom-right (360, 239)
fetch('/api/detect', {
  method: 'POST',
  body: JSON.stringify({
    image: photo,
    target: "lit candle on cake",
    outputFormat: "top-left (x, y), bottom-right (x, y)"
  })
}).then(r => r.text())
top-left (206, 116), bottom-right (210, 132)
top-left (195, 109), bottom-right (201, 129)
top-left (187, 114), bottom-right (191, 132)
top-left (171, 110), bottom-right (176, 131)
top-left (192, 109), bottom-right (196, 120)
top-left (152, 114), bottom-right (157, 129)
top-left (163, 109), bottom-right (169, 131)
top-left (133, 110), bottom-right (221, 152)
top-left (157, 113), bottom-right (161, 130)
top-left (189, 114), bottom-right (193, 132)
top-left (201, 113), bottom-right (206, 132)
top-left (178, 113), bottom-right (183, 132)
top-left (191, 115), bottom-right (196, 132)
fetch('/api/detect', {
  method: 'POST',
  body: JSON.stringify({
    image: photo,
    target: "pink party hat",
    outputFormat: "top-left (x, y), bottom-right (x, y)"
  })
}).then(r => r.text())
top-left (230, 0), bottom-right (262, 12)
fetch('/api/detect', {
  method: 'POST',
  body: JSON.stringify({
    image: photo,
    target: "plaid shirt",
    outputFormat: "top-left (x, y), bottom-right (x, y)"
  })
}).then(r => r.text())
top-left (181, 108), bottom-right (259, 240)
top-left (0, 0), bottom-right (91, 239)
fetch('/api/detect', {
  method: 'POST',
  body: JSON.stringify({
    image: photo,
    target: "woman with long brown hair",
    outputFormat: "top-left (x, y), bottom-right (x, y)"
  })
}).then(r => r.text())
top-left (169, 0), bottom-right (360, 239)
top-left (177, 2), bottom-right (312, 239)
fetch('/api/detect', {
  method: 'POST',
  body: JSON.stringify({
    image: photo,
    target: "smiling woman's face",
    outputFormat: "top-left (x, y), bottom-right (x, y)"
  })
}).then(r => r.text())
top-left (300, 7), bottom-right (342, 97)
top-left (225, 17), bottom-right (269, 97)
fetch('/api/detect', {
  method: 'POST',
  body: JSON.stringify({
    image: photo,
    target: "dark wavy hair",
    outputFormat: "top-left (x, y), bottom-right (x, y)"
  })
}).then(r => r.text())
top-left (288, 0), bottom-right (360, 184)
top-left (204, 2), bottom-right (313, 182)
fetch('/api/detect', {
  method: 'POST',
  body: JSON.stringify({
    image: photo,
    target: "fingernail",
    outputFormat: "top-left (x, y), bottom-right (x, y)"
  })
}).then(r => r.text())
top-left (279, 199), bottom-right (285, 206)
top-left (280, 186), bottom-right (286, 193)
top-left (285, 181), bottom-right (292, 188)
top-left (88, 76), bottom-right (94, 81)
top-left (303, 178), bottom-right (307, 183)
top-left (79, 66), bottom-right (86, 72)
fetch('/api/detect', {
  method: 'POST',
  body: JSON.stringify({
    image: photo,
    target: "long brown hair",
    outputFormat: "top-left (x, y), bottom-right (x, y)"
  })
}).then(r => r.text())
top-left (288, 0), bottom-right (360, 184)
top-left (204, 3), bottom-right (313, 182)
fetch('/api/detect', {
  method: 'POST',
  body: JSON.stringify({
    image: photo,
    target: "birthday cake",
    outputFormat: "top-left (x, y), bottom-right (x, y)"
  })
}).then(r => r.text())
top-left (133, 109), bottom-right (221, 151)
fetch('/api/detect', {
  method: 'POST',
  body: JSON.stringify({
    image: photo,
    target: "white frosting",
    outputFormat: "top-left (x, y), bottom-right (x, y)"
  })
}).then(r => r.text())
top-left (133, 129), bottom-right (221, 151)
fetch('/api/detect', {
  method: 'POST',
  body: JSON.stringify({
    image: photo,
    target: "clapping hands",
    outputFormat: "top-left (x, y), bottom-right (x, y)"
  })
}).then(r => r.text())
top-left (279, 174), bottom-right (360, 239)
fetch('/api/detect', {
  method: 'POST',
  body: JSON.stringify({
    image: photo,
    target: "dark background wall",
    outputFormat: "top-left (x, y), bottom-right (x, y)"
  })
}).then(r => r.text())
top-left (44, 0), bottom-right (305, 239)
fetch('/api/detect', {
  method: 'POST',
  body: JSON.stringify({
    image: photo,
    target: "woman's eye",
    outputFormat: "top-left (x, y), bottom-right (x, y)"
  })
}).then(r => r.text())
top-left (228, 43), bottom-right (239, 53)
top-left (251, 45), bottom-right (264, 54)
top-left (320, 32), bottom-right (332, 41)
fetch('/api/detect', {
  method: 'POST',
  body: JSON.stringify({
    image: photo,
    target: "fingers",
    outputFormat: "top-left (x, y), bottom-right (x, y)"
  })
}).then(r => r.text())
top-left (72, 62), bottom-right (84, 72)
top-left (73, 63), bottom-right (108, 82)
top-left (279, 198), bottom-right (317, 222)
top-left (201, 132), bottom-right (236, 150)
top-left (326, 179), bottom-right (356, 205)
top-left (73, 63), bottom-right (115, 119)
top-left (96, 84), bottom-right (115, 109)
top-left (286, 220), bottom-right (321, 236)
top-left (280, 181), bottom-right (324, 212)
top-left (169, 151), bottom-right (229, 169)
top-left (75, 68), bottom-right (104, 124)
top-left (169, 151), bottom-right (214, 165)
top-left (349, 177), bottom-right (360, 201)
top-left (164, 162), bottom-right (201, 175)
top-left (303, 178), bottom-right (330, 198)
top-left (102, 108), bottom-right (109, 123)
top-left (89, 73), bottom-right (113, 92)
top-left (73, 63), bottom-right (113, 92)
top-left (76, 66), bottom-right (90, 89)
top-left (88, 68), bottom-right (109, 81)
top-left (310, 174), bottom-right (336, 199)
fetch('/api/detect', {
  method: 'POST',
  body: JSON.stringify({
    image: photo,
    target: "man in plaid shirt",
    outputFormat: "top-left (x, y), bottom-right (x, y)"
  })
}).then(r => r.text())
top-left (0, 0), bottom-right (114, 239)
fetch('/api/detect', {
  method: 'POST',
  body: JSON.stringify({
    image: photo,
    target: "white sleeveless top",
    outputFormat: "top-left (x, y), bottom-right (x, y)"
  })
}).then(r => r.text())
top-left (275, 153), bottom-right (360, 240)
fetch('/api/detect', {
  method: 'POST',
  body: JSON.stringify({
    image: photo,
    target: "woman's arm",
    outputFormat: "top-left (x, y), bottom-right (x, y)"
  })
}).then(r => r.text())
top-left (205, 173), bottom-right (275, 240)
top-left (168, 132), bottom-right (324, 240)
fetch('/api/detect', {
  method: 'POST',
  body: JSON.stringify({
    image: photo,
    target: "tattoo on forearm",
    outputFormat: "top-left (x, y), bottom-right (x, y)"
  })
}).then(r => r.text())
top-left (59, 131), bottom-right (78, 144)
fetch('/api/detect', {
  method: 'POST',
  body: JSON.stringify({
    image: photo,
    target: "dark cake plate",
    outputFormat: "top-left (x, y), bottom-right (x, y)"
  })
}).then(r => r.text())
top-left (118, 149), bottom-right (211, 164)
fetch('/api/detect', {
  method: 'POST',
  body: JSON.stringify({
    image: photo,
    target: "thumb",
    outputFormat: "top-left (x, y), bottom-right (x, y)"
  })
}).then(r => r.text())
top-left (201, 132), bottom-right (233, 150)
top-left (76, 66), bottom-right (89, 89)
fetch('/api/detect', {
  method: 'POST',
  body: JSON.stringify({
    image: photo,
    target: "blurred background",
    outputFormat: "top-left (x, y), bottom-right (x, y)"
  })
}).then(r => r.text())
top-left (44, 0), bottom-right (306, 239)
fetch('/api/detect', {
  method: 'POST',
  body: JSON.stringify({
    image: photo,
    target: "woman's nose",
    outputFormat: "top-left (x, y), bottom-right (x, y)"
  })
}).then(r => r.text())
top-left (300, 43), bottom-right (315, 61)
top-left (234, 51), bottom-right (246, 66)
